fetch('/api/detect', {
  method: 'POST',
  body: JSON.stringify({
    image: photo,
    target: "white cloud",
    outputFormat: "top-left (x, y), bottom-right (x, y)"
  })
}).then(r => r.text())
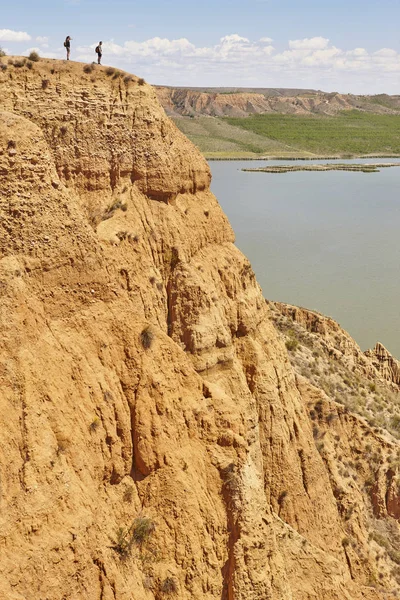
top-left (260, 37), bottom-right (273, 43)
top-left (289, 37), bottom-right (330, 50)
top-left (36, 36), bottom-right (49, 44)
top-left (0, 29), bottom-right (31, 42)
top-left (220, 34), bottom-right (250, 44)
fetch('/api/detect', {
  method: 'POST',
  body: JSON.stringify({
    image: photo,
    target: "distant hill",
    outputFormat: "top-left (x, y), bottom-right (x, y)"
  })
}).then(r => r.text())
top-left (154, 86), bottom-right (400, 158)
top-left (156, 86), bottom-right (400, 118)
top-left (157, 86), bottom-right (322, 96)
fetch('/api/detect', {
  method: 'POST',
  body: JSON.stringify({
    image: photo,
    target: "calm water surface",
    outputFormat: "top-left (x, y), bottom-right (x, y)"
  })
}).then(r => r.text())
top-left (210, 159), bottom-right (400, 357)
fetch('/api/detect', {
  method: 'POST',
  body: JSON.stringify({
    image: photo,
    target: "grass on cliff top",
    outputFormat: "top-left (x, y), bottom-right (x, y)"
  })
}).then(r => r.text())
top-left (225, 111), bottom-right (400, 156)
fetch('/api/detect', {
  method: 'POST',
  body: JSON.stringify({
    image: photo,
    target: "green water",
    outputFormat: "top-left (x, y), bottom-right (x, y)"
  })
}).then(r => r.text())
top-left (211, 159), bottom-right (400, 358)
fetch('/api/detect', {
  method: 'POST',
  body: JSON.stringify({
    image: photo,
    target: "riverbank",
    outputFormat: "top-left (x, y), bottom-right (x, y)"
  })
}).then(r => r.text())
top-left (242, 162), bottom-right (400, 173)
top-left (207, 153), bottom-right (400, 161)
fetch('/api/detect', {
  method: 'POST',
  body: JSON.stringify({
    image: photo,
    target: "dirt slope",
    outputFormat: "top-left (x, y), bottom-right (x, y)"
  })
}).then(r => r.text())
top-left (156, 87), bottom-right (400, 118)
top-left (1, 56), bottom-right (400, 600)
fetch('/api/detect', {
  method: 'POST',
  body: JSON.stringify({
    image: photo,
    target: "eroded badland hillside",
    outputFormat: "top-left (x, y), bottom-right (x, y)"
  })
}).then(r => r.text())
top-left (1, 57), bottom-right (400, 599)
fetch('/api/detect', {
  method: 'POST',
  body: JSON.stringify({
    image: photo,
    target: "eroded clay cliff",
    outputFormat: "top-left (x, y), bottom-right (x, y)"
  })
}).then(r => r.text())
top-left (1, 57), bottom-right (400, 600)
top-left (155, 87), bottom-right (400, 118)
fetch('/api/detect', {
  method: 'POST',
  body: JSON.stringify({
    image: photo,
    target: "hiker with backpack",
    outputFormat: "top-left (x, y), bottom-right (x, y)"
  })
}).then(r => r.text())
top-left (64, 36), bottom-right (72, 60)
top-left (95, 41), bottom-right (103, 65)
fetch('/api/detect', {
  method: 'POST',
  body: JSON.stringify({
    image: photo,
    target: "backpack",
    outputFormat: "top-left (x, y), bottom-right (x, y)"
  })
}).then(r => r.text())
top-left (64, 41), bottom-right (67, 47)
top-left (95, 46), bottom-right (100, 54)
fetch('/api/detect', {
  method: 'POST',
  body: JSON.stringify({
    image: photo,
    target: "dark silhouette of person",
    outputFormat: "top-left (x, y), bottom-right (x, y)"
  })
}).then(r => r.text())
top-left (64, 36), bottom-right (72, 60)
top-left (95, 41), bottom-right (103, 65)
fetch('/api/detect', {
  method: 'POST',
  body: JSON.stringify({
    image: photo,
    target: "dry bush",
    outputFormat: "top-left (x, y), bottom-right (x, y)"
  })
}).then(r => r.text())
top-left (83, 63), bottom-right (95, 74)
top-left (112, 516), bottom-right (155, 559)
top-left (141, 326), bottom-right (155, 350)
top-left (160, 577), bottom-right (178, 594)
top-left (28, 51), bottom-right (40, 62)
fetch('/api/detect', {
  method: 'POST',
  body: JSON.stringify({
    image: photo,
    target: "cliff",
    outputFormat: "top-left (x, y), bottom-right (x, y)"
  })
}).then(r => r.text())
top-left (1, 56), bottom-right (400, 600)
top-left (155, 87), bottom-right (400, 118)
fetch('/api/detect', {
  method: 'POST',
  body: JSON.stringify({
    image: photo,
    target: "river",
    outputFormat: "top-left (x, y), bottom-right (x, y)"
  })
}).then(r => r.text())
top-left (210, 159), bottom-right (400, 357)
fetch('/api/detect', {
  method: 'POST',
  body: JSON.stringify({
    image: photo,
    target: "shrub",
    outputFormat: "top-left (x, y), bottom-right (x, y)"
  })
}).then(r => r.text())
top-left (141, 326), bottom-right (155, 350)
top-left (28, 51), bottom-right (40, 62)
top-left (132, 516), bottom-right (155, 545)
top-left (57, 440), bottom-right (69, 455)
top-left (13, 59), bottom-right (26, 68)
top-left (0, 46), bottom-right (6, 57)
top-left (7, 140), bottom-right (16, 149)
top-left (60, 125), bottom-right (68, 136)
top-left (285, 338), bottom-right (298, 352)
top-left (26, 61), bottom-right (33, 70)
top-left (123, 485), bottom-right (134, 503)
top-left (160, 577), bottom-right (178, 594)
top-left (83, 63), bottom-right (94, 74)
top-left (138, 77), bottom-right (145, 86)
top-left (391, 415), bottom-right (400, 431)
top-left (326, 412), bottom-right (337, 425)
top-left (0, 63), bottom-right (7, 72)
top-left (112, 516), bottom-right (155, 558)
top-left (102, 198), bottom-right (125, 221)
top-left (89, 417), bottom-right (100, 432)
top-left (113, 527), bottom-right (131, 558)
top-left (41, 79), bottom-right (50, 89)
top-left (112, 70), bottom-right (122, 80)
top-left (105, 66), bottom-right (115, 76)
top-left (278, 490), bottom-right (288, 505)
top-left (124, 75), bottom-right (133, 84)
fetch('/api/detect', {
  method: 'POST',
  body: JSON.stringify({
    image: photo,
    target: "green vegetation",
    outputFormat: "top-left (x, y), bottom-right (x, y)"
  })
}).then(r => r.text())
top-left (0, 46), bottom-right (6, 58)
top-left (367, 94), bottom-right (400, 112)
top-left (225, 111), bottom-right (400, 156)
top-left (173, 116), bottom-right (297, 158)
top-left (173, 111), bottom-right (400, 158)
top-left (113, 516), bottom-right (155, 558)
top-left (285, 338), bottom-right (299, 352)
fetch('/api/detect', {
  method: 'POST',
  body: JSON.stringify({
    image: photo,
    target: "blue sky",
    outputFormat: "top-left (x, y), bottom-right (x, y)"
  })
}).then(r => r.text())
top-left (2, 0), bottom-right (400, 93)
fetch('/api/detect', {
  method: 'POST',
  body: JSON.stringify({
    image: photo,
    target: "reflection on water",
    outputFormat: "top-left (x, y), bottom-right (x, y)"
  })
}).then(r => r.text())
top-left (210, 159), bottom-right (400, 357)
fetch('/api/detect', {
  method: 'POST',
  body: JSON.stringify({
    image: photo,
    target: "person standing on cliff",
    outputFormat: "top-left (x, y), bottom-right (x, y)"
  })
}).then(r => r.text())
top-left (95, 41), bottom-right (103, 65)
top-left (64, 36), bottom-right (72, 60)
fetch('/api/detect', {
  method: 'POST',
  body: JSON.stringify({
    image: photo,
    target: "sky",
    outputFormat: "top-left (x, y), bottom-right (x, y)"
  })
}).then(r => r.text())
top-left (1, 0), bottom-right (400, 93)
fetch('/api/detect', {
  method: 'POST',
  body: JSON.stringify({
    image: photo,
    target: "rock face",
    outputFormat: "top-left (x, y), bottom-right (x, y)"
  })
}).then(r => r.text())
top-left (365, 343), bottom-right (400, 387)
top-left (155, 87), bottom-right (400, 117)
top-left (1, 58), bottom-right (400, 600)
